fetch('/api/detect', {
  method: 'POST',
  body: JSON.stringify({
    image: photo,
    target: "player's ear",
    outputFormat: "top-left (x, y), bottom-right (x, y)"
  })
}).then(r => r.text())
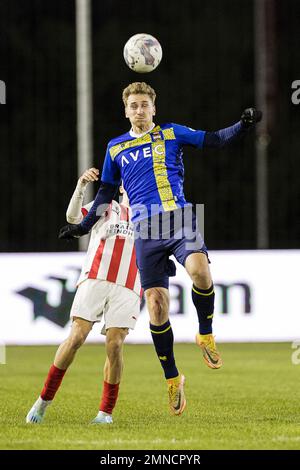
top-left (153, 105), bottom-right (156, 116)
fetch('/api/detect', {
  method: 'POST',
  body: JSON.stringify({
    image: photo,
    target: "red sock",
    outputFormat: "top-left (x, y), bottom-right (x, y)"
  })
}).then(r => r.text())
top-left (40, 364), bottom-right (66, 401)
top-left (99, 381), bottom-right (120, 414)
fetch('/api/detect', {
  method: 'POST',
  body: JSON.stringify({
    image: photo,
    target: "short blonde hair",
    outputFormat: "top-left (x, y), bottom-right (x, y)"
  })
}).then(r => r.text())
top-left (122, 82), bottom-right (156, 106)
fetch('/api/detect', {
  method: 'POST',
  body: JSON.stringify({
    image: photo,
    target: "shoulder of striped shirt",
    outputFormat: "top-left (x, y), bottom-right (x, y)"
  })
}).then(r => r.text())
top-left (81, 201), bottom-right (113, 220)
top-left (113, 200), bottom-right (132, 223)
top-left (111, 199), bottom-right (120, 210)
top-left (111, 200), bottom-right (131, 213)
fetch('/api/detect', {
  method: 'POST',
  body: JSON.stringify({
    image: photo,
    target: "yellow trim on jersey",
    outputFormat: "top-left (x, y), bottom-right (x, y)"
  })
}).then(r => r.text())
top-left (108, 125), bottom-right (178, 212)
top-left (162, 128), bottom-right (176, 140)
top-left (192, 286), bottom-right (215, 296)
top-left (150, 325), bottom-right (171, 334)
top-left (152, 140), bottom-right (178, 211)
top-left (109, 125), bottom-right (161, 160)
top-left (109, 126), bottom-right (176, 160)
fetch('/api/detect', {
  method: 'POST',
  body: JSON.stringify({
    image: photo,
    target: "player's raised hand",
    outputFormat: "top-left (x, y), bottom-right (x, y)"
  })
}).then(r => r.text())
top-left (58, 223), bottom-right (88, 240)
top-left (241, 108), bottom-right (262, 128)
top-left (79, 168), bottom-right (99, 185)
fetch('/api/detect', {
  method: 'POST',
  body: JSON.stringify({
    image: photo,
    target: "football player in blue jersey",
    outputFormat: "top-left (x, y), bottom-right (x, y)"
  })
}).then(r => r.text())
top-left (59, 82), bottom-right (262, 416)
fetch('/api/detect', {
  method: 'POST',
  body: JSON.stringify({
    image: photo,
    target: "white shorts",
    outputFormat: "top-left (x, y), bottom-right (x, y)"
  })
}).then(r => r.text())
top-left (70, 279), bottom-right (140, 333)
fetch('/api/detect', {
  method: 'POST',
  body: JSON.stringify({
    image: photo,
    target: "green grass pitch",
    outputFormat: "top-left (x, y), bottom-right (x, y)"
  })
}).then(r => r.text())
top-left (0, 343), bottom-right (299, 450)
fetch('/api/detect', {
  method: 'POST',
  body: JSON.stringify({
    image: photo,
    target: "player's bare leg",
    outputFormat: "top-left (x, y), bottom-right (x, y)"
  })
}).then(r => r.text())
top-left (146, 287), bottom-right (170, 326)
top-left (26, 317), bottom-right (93, 423)
top-left (104, 327), bottom-right (128, 383)
top-left (146, 287), bottom-right (186, 415)
top-left (185, 252), bottom-right (222, 369)
top-left (92, 327), bottom-right (128, 424)
top-left (54, 317), bottom-right (93, 369)
top-left (185, 252), bottom-right (212, 289)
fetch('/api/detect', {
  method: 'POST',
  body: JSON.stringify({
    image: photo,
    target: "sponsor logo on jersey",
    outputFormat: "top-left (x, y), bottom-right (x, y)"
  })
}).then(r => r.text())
top-left (106, 221), bottom-right (134, 238)
top-left (120, 145), bottom-right (165, 166)
top-left (152, 131), bottom-right (162, 141)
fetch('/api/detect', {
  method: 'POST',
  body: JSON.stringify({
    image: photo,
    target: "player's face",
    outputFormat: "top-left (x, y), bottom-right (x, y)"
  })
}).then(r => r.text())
top-left (125, 94), bottom-right (155, 131)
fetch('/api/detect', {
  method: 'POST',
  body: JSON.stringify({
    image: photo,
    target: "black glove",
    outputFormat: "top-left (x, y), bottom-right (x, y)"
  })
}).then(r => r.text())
top-left (58, 223), bottom-right (88, 240)
top-left (241, 108), bottom-right (263, 128)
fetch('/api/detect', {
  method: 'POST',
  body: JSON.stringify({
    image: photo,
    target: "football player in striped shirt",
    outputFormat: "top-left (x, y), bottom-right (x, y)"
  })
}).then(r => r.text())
top-left (26, 168), bottom-right (141, 425)
top-left (59, 82), bottom-right (262, 416)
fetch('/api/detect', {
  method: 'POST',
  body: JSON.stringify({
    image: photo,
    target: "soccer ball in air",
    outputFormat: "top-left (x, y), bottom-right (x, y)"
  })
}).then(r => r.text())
top-left (123, 33), bottom-right (162, 73)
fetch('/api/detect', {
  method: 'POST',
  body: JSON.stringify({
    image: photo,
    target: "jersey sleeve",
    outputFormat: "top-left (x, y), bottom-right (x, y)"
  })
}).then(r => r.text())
top-left (101, 144), bottom-right (122, 185)
top-left (172, 123), bottom-right (205, 149)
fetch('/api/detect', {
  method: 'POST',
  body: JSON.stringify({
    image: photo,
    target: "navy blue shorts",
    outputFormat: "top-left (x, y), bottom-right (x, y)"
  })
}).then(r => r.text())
top-left (134, 207), bottom-right (208, 290)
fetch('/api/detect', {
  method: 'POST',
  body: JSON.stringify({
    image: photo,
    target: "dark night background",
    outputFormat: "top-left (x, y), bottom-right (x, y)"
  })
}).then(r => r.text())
top-left (0, 0), bottom-right (299, 252)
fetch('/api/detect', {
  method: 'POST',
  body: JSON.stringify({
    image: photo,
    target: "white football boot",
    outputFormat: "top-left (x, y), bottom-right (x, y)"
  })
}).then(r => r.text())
top-left (91, 411), bottom-right (113, 424)
top-left (26, 397), bottom-right (52, 424)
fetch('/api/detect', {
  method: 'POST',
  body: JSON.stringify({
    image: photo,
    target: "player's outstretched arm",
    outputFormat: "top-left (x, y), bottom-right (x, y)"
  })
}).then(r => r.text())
top-left (203, 107), bottom-right (262, 148)
top-left (66, 168), bottom-right (99, 224)
top-left (58, 181), bottom-right (118, 240)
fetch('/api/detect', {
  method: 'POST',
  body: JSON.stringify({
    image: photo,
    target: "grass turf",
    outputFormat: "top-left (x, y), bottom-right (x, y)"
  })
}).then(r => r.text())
top-left (0, 343), bottom-right (299, 450)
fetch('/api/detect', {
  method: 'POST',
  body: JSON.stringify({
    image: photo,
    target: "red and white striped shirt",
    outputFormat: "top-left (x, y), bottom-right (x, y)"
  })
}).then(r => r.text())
top-left (77, 200), bottom-right (142, 297)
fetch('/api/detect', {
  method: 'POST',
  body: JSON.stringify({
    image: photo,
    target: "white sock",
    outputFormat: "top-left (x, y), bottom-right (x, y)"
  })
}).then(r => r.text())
top-left (97, 410), bottom-right (112, 417)
top-left (36, 396), bottom-right (52, 410)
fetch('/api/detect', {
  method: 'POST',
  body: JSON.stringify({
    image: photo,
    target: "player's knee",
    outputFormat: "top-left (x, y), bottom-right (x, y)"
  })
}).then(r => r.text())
top-left (106, 335), bottom-right (123, 359)
top-left (145, 289), bottom-right (168, 324)
top-left (106, 329), bottom-right (127, 358)
top-left (67, 330), bottom-right (86, 350)
top-left (192, 270), bottom-right (212, 289)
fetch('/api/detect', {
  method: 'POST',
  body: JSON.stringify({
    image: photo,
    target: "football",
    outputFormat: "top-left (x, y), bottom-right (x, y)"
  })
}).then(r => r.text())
top-left (123, 33), bottom-right (162, 73)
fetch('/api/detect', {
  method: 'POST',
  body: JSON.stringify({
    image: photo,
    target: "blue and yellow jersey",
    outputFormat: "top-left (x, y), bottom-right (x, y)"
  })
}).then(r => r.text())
top-left (101, 123), bottom-right (205, 222)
